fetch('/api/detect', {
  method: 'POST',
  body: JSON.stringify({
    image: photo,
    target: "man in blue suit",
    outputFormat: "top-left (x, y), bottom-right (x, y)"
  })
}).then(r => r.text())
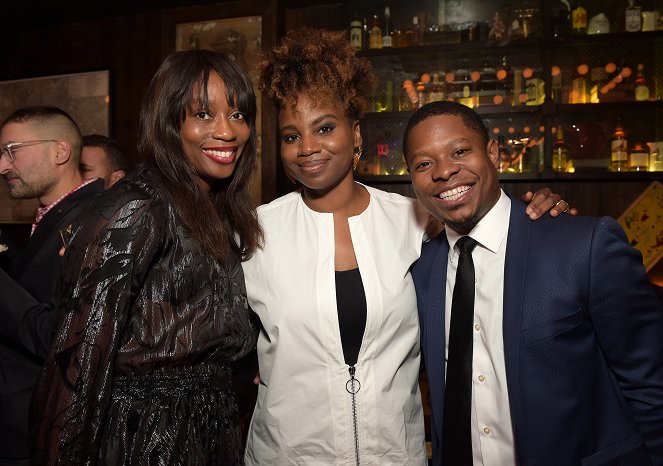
top-left (406, 101), bottom-right (663, 466)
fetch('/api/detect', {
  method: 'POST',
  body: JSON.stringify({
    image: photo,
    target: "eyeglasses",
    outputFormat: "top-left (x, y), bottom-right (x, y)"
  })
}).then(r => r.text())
top-left (0, 139), bottom-right (58, 163)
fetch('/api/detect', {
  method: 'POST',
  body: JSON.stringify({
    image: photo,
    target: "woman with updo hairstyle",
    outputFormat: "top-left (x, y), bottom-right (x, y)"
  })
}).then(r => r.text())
top-left (242, 28), bottom-right (571, 465)
top-left (32, 49), bottom-right (262, 465)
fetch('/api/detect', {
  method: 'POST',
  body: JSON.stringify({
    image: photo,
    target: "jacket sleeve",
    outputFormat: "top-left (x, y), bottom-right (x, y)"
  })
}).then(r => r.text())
top-left (31, 190), bottom-right (165, 465)
top-left (589, 217), bottom-right (663, 464)
top-left (0, 268), bottom-right (54, 358)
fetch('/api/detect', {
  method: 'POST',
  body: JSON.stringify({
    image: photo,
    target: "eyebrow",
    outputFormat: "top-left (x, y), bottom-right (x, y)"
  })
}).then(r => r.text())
top-left (279, 113), bottom-right (339, 134)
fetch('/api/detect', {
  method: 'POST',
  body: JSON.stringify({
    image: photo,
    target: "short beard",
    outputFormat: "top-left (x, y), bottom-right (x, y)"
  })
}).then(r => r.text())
top-left (5, 177), bottom-right (49, 200)
top-left (443, 210), bottom-right (482, 236)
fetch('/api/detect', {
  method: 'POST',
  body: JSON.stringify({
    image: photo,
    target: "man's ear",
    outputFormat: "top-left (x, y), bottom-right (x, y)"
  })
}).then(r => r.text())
top-left (109, 169), bottom-right (126, 187)
top-left (487, 139), bottom-right (499, 168)
top-left (53, 140), bottom-right (72, 166)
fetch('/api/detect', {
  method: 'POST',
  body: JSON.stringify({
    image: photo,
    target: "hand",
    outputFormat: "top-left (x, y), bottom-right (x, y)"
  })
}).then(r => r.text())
top-left (522, 188), bottom-right (578, 220)
top-left (253, 371), bottom-right (260, 385)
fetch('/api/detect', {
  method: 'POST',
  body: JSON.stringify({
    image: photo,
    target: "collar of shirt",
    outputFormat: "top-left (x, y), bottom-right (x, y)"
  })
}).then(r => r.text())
top-left (445, 189), bottom-right (510, 256)
top-left (31, 177), bottom-right (98, 236)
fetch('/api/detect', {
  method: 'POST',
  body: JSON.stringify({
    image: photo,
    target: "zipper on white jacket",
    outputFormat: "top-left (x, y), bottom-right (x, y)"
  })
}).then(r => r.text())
top-left (346, 365), bottom-right (361, 466)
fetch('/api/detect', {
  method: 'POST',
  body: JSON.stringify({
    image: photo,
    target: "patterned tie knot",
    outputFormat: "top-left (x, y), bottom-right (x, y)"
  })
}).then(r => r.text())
top-left (457, 236), bottom-right (478, 254)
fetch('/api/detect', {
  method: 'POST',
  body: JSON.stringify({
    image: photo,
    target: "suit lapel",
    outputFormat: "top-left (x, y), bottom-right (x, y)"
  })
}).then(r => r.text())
top-left (503, 198), bottom-right (530, 431)
top-left (422, 233), bottom-right (450, 411)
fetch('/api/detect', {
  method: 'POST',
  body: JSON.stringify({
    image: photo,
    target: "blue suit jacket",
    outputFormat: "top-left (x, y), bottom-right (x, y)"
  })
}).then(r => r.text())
top-left (412, 198), bottom-right (663, 466)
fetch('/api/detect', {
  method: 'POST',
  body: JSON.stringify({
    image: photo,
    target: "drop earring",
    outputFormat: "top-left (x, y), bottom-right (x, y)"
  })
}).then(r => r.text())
top-left (352, 147), bottom-right (363, 171)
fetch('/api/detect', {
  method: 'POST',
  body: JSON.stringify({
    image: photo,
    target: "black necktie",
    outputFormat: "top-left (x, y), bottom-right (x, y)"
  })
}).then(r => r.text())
top-left (443, 236), bottom-right (478, 466)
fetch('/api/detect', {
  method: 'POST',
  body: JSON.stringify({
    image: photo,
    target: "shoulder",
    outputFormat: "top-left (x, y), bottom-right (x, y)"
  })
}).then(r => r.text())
top-left (256, 190), bottom-right (302, 222)
top-left (81, 169), bottom-right (170, 232)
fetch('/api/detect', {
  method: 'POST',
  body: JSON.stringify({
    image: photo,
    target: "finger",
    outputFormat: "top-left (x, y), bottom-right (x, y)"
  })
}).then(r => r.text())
top-left (521, 190), bottom-right (534, 202)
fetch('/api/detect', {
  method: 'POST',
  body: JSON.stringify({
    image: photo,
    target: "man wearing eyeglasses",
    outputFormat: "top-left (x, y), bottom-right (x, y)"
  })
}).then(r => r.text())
top-left (0, 106), bottom-right (104, 466)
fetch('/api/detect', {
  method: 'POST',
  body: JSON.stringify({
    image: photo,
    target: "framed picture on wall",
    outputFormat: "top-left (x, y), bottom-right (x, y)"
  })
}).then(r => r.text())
top-left (618, 181), bottom-right (663, 272)
top-left (175, 15), bottom-right (263, 203)
top-left (0, 70), bottom-right (110, 223)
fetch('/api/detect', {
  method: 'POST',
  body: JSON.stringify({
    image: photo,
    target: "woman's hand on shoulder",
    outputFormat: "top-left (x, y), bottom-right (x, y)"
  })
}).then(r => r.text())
top-left (522, 188), bottom-right (578, 220)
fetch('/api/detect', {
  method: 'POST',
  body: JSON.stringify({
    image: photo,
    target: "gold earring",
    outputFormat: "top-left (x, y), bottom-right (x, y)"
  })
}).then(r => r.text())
top-left (353, 147), bottom-right (363, 171)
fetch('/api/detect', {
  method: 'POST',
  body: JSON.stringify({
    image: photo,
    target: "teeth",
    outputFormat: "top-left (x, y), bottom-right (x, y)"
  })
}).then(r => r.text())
top-left (205, 149), bottom-right (234, 158)
top-left (439, 185), bottom-right (471, 200)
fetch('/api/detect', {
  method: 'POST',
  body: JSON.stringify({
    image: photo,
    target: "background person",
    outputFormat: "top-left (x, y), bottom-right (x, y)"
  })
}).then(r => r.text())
top-left (406, 100), bottom-right (663, 466)
top-left (0, 106), bottom-right (104, 466)
top-left (31, 50), bottom-right (262, 465)
top-left (80, 133), bottom-right (129, 188)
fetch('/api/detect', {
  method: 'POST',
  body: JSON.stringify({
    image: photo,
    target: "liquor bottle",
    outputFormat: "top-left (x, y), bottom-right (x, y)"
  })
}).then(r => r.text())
top-left (571, 1), bottom-right (588, 34)
top-left (410, 16), bottom-right (421, 47)
top-left (512, 67), bottom-right (525, 106)
top-left (496, 135), bottom-right (510, 173)
top-left (382, 7), bottom-right (393, 48)
top-left (369, 15), bottom-right (383, 49)
top-left (634, 63), bottom-right (650, 101)
top-left (429, 73), bottom-right (444, 102)
top-left (349, 18), bottom-right (363, 50)
top-left (570, 63), bottom-right (589, 104)
top-left (629, 142), bottom-right (649, 171)
top-left (625, 0), bottom-right (642, 32)
top-left (362, 18), bottom-right (370, 50)
top-left (552, 0), bottom-right (571, 37)
top-left (552, 127), bottom-right (569, 172)
top-left (610, 119), bottom-right (628, 172)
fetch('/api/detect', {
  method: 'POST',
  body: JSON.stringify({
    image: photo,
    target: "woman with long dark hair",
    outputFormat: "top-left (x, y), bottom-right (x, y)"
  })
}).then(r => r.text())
top-left (32, 49), bottom-right (262, 465)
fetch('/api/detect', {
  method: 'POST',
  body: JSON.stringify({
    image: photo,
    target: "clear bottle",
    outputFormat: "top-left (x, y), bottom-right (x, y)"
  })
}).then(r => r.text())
top-left (570, 63), bottom-right (589, 104)
top-left (552, 127), bottom-right (569, 172)
top-left (571, 0), bottom-right (588, 34)
top-left (410, 16), bottom-right (421, 46)
top-left (625, 0), bottom-right (642, 32)
top-left (382, 7), bottom-right (393, 48)
top-left (496, 135), bottom-right (510, 173)
top-left (610, 119), bottom-right (629, 172)
top-left (369, 15), bottom-right (383, 49)
top-left (629, 142), bottom-right (649, 171)
top-left (362, 18), bottom-right (370, 50)
top-left (634, 63), bottom-right (650, 101)
top-left (349, 18), bottom-right (363, 50)
top-left (429, 73), bottom-right (444, 102)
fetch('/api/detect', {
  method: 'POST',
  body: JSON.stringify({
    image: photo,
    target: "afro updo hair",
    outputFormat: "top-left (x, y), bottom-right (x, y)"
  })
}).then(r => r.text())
top-left (259, 28), bottom-right (378, 120)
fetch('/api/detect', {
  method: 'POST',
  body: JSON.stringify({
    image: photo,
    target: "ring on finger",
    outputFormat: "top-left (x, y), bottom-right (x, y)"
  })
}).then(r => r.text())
top-left (554, 199), bottom-right (566, 208)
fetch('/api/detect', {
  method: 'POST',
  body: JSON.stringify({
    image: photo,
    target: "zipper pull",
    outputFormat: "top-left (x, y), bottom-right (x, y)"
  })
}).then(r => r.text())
top-left (346, 365), bottom-right (361, 394)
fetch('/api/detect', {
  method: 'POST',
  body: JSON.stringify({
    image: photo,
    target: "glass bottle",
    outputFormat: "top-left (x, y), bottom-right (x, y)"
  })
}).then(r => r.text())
top-left (382, 7), bottom-right (393, 48)
top-left (570, 63), bottom-right (589, 104)
top-left (629, 142), bottom-right (649, 171)
top-left (496, 135), bottom-right (510, 173)
top-left (552, 127), bottom-right (569, 172)
top-left (413, 16), bottom-right (422, 46)
top-left (349, 18), bottom-right (363, 50)
top-left (625, 0), bottom-right (642, 32)
top-left (634, 63), bottom-right (650, 101)
top-left (571, 1), bottom-right (588, 34)
top-left (610, 119), bottom-right (628, 172)
top-left (429, 73), bottom-right (444, 102)
top-left (362, 17), bottom-right (370, 50)
top-left (369, 15), bottom-right (383, 49)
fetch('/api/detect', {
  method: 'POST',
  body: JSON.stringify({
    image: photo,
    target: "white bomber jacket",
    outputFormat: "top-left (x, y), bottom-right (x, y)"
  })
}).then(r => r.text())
top-left (243, 185), bottom-right (428, 466)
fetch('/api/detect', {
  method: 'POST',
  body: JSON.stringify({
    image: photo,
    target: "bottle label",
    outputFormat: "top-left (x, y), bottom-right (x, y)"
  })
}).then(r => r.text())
top-left (611, 139), bottom-right (628, 161)
top-left (629, 152), bottom-right (649, 167)
top-left (572, 7), bottom-right (587, 30)
top-left (625, 8), bottom-right (642, 32)
top-left (635, 85), bottom-right (650, 101)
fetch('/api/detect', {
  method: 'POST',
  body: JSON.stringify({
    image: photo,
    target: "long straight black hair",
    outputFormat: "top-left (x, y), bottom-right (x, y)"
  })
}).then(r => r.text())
top-left (138, 49), bottom-right (263, 261)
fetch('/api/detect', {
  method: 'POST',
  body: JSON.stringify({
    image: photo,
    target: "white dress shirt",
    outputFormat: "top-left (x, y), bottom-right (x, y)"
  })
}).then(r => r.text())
top-left (445, 189), bottom-right (516, 466)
